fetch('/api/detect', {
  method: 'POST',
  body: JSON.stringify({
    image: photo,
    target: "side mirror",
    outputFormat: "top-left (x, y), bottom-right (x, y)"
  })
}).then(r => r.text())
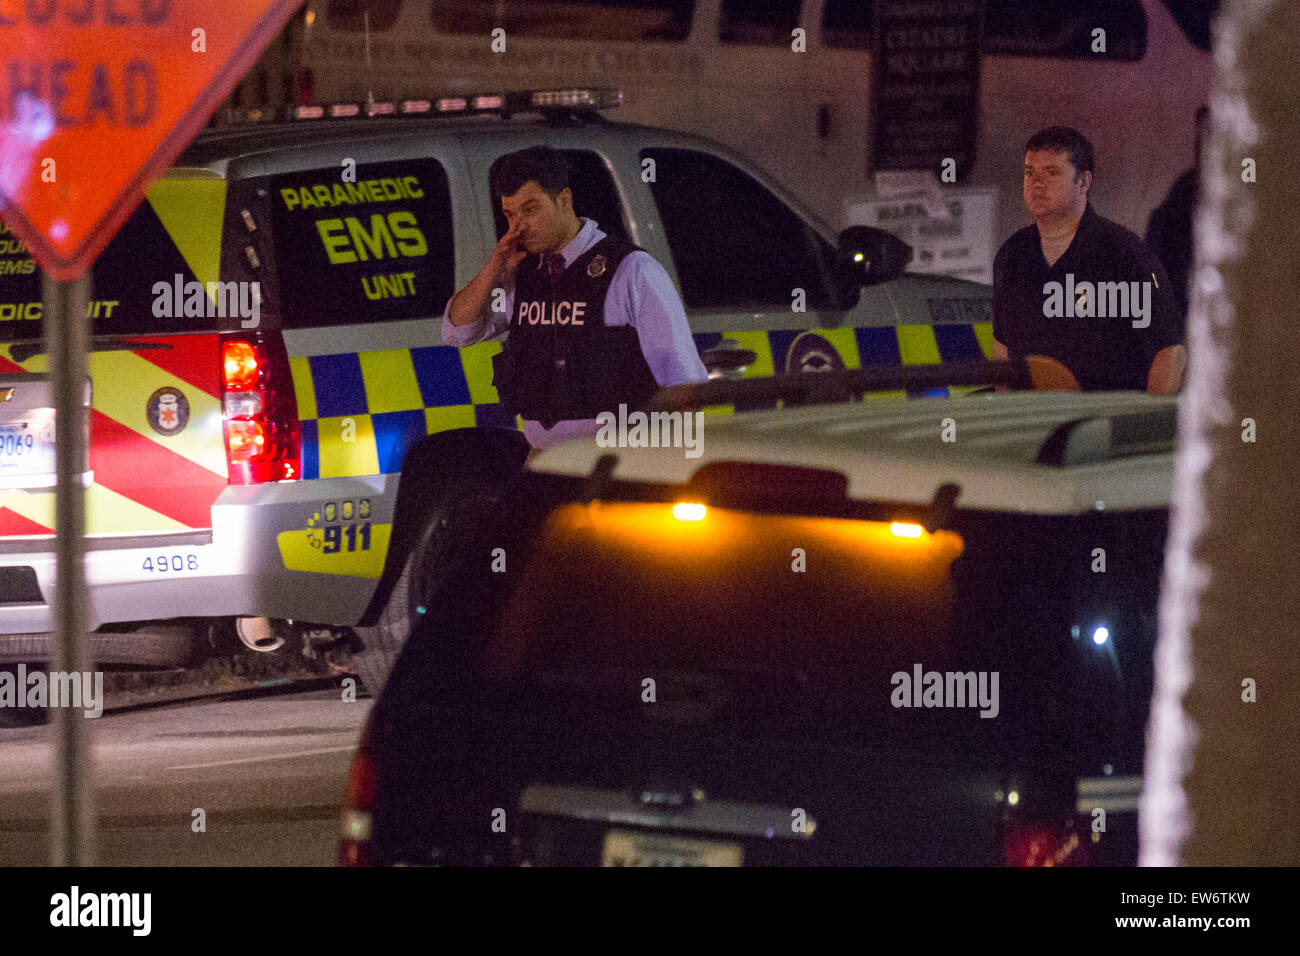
top-left (700, 340), bottom-right (759, 380)
top-left (835, 226), bottom-right (913, 289)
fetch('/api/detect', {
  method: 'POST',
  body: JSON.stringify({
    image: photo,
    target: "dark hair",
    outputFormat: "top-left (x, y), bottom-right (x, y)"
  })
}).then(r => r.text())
top-left (1025, 126), bottom-right (1094, 180)
top-left (491, 146), bottom-right (571, 199)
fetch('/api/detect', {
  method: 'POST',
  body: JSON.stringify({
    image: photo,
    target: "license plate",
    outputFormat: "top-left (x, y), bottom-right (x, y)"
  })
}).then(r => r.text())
top-left (600, 829), bottom-right (743, 867)
top-left (0, 418), bottom-right (55, 480)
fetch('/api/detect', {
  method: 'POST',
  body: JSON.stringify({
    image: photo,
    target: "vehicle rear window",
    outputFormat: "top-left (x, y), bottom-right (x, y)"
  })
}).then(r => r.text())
top-left (474, 495), bottom-right (1165, 768)
top-left (492, 502), bottom-right (966, 677)
top-left (266, 157), bottom-right (455, 328)
top-left (0, 191), bottom-right (215, 341)
top-left (482, 501), bottom-right (1039, 760)
top-left (429, 0), bottom-right (694, 42)
top-left (985, 0), bottom-right (1146, 60)
top-left (720, 0), bottom-right (800, 46)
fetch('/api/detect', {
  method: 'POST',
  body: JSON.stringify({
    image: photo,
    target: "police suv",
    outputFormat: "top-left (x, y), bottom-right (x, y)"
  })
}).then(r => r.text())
top-left (0, 88), bottom-right (992, 690)
top-left (340, 375), bottom-right (1173, 866)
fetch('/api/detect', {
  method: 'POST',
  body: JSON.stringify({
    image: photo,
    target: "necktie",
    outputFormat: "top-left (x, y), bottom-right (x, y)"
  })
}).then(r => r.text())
top-left (544, 254), bottom-right (565, 279)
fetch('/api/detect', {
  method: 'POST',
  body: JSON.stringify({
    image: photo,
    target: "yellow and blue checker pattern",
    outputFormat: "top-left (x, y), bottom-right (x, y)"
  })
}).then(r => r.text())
top-left (290, 341), bottom-right (515, 480)
top-left (289, 323), bottom-right (994, 479)
top-left (692, 321), bottom-right (996, 412)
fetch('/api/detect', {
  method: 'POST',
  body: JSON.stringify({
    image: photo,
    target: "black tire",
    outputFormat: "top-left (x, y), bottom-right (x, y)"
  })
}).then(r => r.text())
top-left (352, 479), bottom-right (507, 698)
top-left (0, 626), bottom-right (198, 668)
top-left (89, 626), bottom-right (201, 667)
top-left (351, 552), bottom-right (417, 700)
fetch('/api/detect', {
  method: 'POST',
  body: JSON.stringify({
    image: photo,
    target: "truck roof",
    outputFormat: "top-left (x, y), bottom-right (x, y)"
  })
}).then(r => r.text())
top-left (178, 106), bottom-right (688, 171)
top-left (529, 391), bottom-right (1178, 515)
top-left (177, 114), bottom-right (558, 168)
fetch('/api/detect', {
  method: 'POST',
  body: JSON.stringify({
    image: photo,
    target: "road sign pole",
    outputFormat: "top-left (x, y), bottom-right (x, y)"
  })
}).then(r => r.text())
top-left (3, 7), bottom-right (306, 865)
top-left (45, 273), bottom-right (94, 867)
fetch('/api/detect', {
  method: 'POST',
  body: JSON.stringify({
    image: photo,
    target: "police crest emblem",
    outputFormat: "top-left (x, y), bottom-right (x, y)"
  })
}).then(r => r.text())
top-left (587, 254), bottom-right (607, 278)
top-left (784, 332), bottom-right (845, 375)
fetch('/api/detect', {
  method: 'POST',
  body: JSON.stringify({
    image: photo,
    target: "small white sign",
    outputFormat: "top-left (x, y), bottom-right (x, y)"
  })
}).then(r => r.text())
top-left (844, 187), bottom-right (998, 285)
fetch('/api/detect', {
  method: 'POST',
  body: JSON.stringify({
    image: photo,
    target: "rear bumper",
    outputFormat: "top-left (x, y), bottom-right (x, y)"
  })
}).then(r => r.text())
top-left (1, 531), bottom-right (232, 634)
top-left (0, 473), bottom-right (397, 634)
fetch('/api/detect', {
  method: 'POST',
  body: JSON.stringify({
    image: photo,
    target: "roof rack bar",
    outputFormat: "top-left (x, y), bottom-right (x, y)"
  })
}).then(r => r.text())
top-left (645, 360), bottom-right (1032, 412)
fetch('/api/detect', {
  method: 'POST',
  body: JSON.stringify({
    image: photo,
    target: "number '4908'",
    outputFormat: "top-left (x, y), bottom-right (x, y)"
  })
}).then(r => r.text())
top-left (322, 522), bottom-right (372, 554)
top-left (142, 553), bottom-right (199, 573)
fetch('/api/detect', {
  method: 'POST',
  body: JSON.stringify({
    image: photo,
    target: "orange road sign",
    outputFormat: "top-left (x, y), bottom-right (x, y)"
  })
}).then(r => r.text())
top-left (0, 1), bottom-right (305, 279)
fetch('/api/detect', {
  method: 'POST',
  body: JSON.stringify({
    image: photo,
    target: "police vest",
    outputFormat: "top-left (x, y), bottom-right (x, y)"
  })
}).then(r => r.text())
top-left (491, 235), bottom-right (660, 428)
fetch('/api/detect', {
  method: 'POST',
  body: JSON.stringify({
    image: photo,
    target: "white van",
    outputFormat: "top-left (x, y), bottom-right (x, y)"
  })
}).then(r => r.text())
top-left (228, 0), bottom-right (1213, 249)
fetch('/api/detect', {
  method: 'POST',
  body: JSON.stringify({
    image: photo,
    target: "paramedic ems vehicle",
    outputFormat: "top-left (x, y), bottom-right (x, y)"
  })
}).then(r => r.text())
top-left (0, 88), bottom-right (993, 686)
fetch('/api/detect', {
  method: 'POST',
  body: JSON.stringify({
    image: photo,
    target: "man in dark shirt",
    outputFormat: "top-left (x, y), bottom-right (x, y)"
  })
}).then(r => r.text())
top-left (992, 127), bottom-right (1186, 393)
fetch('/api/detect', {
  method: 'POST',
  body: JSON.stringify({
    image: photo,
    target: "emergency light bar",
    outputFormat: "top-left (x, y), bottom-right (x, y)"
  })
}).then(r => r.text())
top-left (530, 88), bottom-right (623, 110)
top-left (224, 87), bottom-right (623, 126)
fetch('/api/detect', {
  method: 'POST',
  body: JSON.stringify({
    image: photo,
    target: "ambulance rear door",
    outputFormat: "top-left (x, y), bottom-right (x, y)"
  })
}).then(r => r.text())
top-left (0, 175), bottom-right (230, 545)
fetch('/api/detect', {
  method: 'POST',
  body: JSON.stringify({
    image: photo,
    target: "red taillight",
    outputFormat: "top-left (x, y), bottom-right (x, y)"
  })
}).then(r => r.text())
top-left (1004, 821), bottom-right (1088, 867)
top-left (226, 420), bottom-right (267, 460)
top-left (223, 341), bottom-right (260, 391)
top-left (220, 334), bottom-right (300, 484)
top-left (339, 735), bottom-right (378, 867)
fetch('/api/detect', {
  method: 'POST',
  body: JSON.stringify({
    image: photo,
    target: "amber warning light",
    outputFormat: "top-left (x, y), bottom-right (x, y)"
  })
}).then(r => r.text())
top-left (672, 502), bottom-right (707, 522)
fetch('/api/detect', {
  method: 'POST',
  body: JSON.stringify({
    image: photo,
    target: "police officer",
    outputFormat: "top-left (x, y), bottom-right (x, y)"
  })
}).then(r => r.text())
top-left (992, 127), bottom-right (1187, 393)
top-left (443, 146), bottom-right (707, 449)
